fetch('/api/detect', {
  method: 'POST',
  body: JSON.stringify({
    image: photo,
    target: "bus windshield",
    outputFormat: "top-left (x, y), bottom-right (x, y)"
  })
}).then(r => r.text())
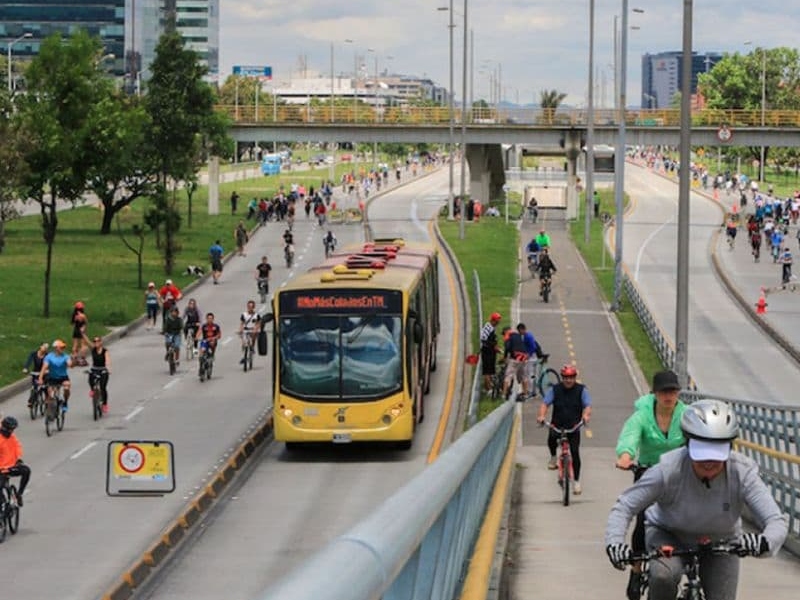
top-left (279, 314), bottom-right (403, 401)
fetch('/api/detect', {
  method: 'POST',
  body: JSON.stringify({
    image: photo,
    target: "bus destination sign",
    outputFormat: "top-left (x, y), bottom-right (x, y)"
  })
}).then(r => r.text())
top-left (281, 290), bottom-right (402, 314)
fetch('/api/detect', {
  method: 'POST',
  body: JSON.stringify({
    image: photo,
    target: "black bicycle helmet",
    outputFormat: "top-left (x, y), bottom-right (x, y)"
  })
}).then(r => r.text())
top-left (681, 399), bottom-right (739, 441)
top-left (1, 415), bottom-right (19, 432)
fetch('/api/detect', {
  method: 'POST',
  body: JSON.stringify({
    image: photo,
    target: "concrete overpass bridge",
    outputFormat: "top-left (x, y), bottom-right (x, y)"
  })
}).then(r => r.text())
top-left (224, 105), bottom-right (800, 207)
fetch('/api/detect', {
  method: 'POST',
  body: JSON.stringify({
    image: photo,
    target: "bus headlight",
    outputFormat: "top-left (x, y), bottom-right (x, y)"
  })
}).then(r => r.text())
top-left (382, 415), bottom-right (392, 425)
top-left (291, 415), bottom-right (302, 426)
top-left (282, 408), bottom-right (293, 419)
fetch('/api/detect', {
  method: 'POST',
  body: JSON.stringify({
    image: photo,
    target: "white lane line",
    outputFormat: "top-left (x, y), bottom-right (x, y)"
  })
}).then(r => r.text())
top-left (164, 378), bottom-right (180, 390)
top-left (222, 335), bottom-right (235, 346)
top-left (634, 216), bottom-right (673, 282)
top-left (70, 441), bottom-right (98, 460)
top-left (125, 406), bottom-right (145, 421)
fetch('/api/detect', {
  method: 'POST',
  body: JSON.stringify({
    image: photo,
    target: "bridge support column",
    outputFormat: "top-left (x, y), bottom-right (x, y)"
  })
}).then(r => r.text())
top-left (564, 130), bottom-right (583, 221)
top-left (466, 144), bottom-right (506, 206)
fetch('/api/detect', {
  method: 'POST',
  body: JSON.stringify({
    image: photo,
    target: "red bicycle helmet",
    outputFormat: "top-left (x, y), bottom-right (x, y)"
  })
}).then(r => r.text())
top-left (490, 312), bottom-right (502, 322)
top-left (74, 301), bottom-right (85, 310)
top-left (560, 364), bottom-right (578, 377)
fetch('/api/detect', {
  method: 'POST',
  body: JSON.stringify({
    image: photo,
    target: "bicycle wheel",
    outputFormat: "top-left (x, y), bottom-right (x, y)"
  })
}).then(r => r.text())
top-left (168, 349), bottom-right (176, 375)
top-left (537, 368), bottom-right (561, 397)
top-left (7, 485), bottom-right (19, 534)
top-left (93, 386), bottom-right (102, 421)
top-left (185, 336), bottom-right (193, 361)
top-left (199, 357), bottom-right (206, 382)
top-left (561, 454), bottom-right (571, 507)
top-left (29, 390), bottom-right (38, 420)
top-left (56, 400), bottom-right (65, 431)
top-left (44, 399), bottom-right (54, 437)
top-left (542, 284), bottom-right (550, 303)
top-left (243, 346), bottom-right (249, 372)
top-left (0, 499), bottom-right (7, 543)
top-left (207, 358), bottom-right (213, 379)
top-left (247, 344), bottom-right (254, 371)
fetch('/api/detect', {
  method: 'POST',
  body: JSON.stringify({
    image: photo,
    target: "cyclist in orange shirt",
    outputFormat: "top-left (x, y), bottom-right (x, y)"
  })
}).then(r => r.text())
top-left (0, 416), bottom-right (31, 506)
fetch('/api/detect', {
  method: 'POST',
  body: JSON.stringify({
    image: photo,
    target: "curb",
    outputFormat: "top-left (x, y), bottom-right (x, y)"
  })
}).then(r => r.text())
top-left (100, 414), bottom-right (274, 600)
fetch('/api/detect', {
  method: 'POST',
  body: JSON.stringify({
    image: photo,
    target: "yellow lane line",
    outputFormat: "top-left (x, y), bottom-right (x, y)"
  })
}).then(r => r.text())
top-left (427, 219), bottom-right (462, 463)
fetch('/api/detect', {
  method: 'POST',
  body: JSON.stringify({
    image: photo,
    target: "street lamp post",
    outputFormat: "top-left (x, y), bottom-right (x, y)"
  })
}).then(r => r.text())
top-left (7, 33), bottom-right (33, 94)
top-left (744, 41), bottom-right (768, 183)
top-left (458, 0), bottom-right (468, 241)
top-left (584, 0), bottom-right (595, 245)
top-left (438, 5), bottom-right (456, 221)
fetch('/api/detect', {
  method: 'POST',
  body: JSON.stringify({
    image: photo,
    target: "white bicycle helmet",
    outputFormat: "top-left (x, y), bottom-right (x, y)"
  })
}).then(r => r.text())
top-left (681, 399), bottom-right (739, 441)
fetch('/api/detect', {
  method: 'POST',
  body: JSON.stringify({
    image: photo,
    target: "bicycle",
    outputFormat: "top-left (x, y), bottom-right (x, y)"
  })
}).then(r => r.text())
top-left (87, 367), bottom-right (107, 420)
top-left (44, 383), bottom-right (66, 437)
top-left (324, 238), bottom-right (336, 258)
top-left (285, 244), bottom-right (295, 268)
top-left (618, 539), bottom-right (749, 600)
top-left (257, 277), bottom-right (269, 304)
top-left (0, 472), bottom-right (22, 542)
top-left (540, 273), bottom-right (553, 303)
top-left (489, 358), bottom-right (511, 400)
top-left (528, 354), bottom-right (560, 398)
top-left (542, 420), bottom-right (585, 506)
top-left (165, 334), bottom-right (180, 375)
top-left (527, 253), bottom-right (538, 279)
top-left (27, 375), bottom-right (46, 420)
top-left (184, 325), bottom-right (199, 361)
top-left (198, 343), bottom-right (215, 382)
top-left (726, 227), bottom-right (736, 250)
top-left (241, 332), bottom-right (255, 372)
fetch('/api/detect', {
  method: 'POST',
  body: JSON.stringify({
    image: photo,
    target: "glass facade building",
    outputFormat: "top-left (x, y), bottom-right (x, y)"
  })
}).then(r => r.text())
top-left (1, 1), bottom-right (125, 76)
top-left (641, 51), bottom-right (723, 109)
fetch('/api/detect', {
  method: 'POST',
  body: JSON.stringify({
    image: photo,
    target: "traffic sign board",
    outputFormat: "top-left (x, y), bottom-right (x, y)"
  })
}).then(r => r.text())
top-left (106, 440), bottom-right (175, 496)
top-left (233, 65), bottom-right (272, 79)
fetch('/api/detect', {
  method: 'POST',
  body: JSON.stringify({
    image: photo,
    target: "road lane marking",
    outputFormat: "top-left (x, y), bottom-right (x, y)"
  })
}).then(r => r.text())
top-left (125, 406), bottom-right (145, 421)
top-left (70, 441), bottom-right (97, 460)
top-left (222, 336), bottom-right (234, 346)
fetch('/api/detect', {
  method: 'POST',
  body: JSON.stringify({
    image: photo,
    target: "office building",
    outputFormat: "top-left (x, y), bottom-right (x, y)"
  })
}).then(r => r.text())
top-left (641, 51), bottom-right (722, 108)
top-left (1, 1), bottom-right (125, 78)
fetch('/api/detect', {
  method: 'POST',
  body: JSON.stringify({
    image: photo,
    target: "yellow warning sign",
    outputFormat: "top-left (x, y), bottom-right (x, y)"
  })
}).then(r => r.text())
top-left (109, 441), bottom-right (173, 483)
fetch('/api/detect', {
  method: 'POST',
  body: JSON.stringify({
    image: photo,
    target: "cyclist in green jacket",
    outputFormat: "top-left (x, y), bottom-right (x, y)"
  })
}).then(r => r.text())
top-left (614, 370), bottom-right (687, 600)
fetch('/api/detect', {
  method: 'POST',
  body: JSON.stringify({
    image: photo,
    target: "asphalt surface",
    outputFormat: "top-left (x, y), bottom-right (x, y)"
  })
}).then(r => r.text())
top-left (507, 167), bottom-right (800, 600)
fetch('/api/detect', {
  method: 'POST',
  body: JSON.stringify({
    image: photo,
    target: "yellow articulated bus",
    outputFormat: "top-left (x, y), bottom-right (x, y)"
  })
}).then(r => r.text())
top-left (266, 239), bottom-right (440, 449)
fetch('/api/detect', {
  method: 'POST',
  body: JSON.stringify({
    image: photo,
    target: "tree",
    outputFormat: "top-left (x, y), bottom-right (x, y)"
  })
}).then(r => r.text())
top-left (539, 89), bottom-right (567, 124)
top-left (0, 91), bottom-right (30, 253)
top-left (84, 94), bottom-right (156, 234)
top-left (143, 27), bottom-right (232, 274)
top-left (16, 31), bottom-right (110, 316)
top-left (116, 214), bottom-right (147, 289)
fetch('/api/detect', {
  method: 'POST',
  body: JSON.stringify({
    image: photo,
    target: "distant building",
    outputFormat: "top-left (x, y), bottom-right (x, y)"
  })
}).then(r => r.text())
top-left (641, 51), bottom-right (722, 108)
top-left (1, 0), bottom-right (125, 77)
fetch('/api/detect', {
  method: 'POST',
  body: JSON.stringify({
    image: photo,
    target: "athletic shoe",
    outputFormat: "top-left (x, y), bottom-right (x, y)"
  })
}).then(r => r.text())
top-left (573, 481), bottom-right (582, 495)
top-left (548, 456), bottom-right (558, 470)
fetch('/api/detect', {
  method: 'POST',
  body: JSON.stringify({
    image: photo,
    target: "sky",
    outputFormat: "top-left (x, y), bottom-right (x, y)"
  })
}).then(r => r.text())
top-left (218, 2), bottom-right (795, 108)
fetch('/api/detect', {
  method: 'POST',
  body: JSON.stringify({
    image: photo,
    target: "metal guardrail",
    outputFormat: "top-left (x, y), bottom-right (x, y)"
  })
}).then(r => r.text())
top-left (218, 104), bottom-right (800, 128)
top-left (257, 401), bottom-right (515, 600)
top-left (466, 269), bottom-right (484, 428)
top-left (622, 275), bottom-right (677, 370)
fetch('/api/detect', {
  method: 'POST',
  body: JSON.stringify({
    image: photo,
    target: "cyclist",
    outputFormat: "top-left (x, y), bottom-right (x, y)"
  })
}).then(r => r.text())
top-left (283, 228), bottom-right (294, 247)
top-left (22, 342), bottom-right (49, 408)
top-left (605, 400), bottom-right (788, 600)
top-left (196, 312), bottom-right (222, 361)
top-left (536, 364), bottom-right (592, 495)
top-left (517, 323), bottom-right (546, 398)
top-left (89, 336), bottom-right (112, 414)
top-left (233, 221), bottom-right (248, 257)
top-left (536, 248), bottom-right (558, 296)
top-left (163, 306), bottom-right (184, 366)
top-left (725, 217), bottom-right (737, 247)
top-left (779, 246), bottom-right (793, 284)
top-left (480, 312), bottom-right (503, 393)
top-left (183, 299), bottom-right (202, 356)
top-left (158, 279), bottom-right (182, 329)
top-left (38, 339), bottom-right (73, 411)
top-left (750, 227), bottom-right (762, 261)
top-left (284, 241), bottom-right (295, 267)
top-left (238, 300), bottom-right (262, 363)
top-left (527, 197), bottom-right (539, 223)
top-left (535, 228), bottom-right (551, 250)
top-left (501, 326), bottom-right (529, 400)
top-left (0, 416), bottom-right (31, 506)
top-left (323, 230), bottom-right (337, 256)
top-left (525, 238), bottom-right (540, 275)
top-left (255, 256), bottom-right (272, 298)
top-left (209, 240), bottom-right (224, 284)
top-left (614, 370), bottom-right (688, 600)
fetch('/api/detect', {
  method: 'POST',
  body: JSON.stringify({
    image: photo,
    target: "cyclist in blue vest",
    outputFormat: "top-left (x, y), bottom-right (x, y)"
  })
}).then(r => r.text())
top-left (536, 364), bottom-right (592, 495)
top-left (38, 339), bottom-right (73, 411)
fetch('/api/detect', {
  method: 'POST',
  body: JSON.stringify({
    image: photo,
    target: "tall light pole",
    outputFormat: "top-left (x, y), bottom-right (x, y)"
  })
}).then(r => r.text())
top-left (330, 41), bottom-right (335, 123)
top-left (7, 32), bottom-right (33, 94)
top-left (458, 0), bottom-right (468, 240)
top-left (674, 0), bottom-right (693, 387)
top-left (438, 5), bottom-right (456, 220)
top-left (584, 0), bottom-right (595, 245)
top-left (744, 41), bottom-right (767, 183)
top-left (344, 39), bottom-right (357, 122)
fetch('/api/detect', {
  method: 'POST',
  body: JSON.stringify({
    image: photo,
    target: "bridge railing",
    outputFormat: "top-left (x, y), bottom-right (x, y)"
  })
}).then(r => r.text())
top-left (218, 104), bottom-right (800, 128)
top-left (256, 401), bottom-right (516, 600)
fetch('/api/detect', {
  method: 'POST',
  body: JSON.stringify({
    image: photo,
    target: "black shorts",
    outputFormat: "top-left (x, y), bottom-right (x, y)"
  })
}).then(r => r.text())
top-left (211, 259), bottom-right (223, 272)
top-left (481, 348), bottom-right (496, 375)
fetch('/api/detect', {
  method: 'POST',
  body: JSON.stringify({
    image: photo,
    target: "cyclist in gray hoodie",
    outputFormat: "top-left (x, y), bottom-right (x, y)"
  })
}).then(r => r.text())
top-left (605, 400), bottom-right (788, 600)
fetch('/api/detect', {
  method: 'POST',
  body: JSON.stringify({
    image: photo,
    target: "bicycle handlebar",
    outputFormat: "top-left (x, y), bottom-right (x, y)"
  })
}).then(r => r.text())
top-left (541, 420), bottom-right (585, 435)
top-left (620, 540), bottom-right (748, 564)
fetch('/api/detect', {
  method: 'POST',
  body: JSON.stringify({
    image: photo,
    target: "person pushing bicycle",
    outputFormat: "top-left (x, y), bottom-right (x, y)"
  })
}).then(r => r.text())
top-left (536, 364), bottom-right (592, 495)
top-left (605, 400), bottom-right (788, 600)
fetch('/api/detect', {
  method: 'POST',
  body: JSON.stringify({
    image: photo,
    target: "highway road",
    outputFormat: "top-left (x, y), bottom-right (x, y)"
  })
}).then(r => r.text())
top-left (135, 169), bottom-right (464, 600)
top-left (622, 164), bottom-right (800, 403)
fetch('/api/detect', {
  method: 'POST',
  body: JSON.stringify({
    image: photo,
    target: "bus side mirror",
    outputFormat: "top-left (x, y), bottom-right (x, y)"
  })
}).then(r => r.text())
top-left (261, 313), bottom-right (275, 324)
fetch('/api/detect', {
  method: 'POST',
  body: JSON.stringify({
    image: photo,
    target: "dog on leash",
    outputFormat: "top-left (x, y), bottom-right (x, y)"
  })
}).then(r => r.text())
top-left (185, 265), bottom-right (205, 278)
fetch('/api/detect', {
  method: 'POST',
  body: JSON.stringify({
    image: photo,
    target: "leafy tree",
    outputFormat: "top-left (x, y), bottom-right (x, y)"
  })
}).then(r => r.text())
top-left (116, 214), bottom-right (147, 289)
top-left (0, 91), bottom-right (30, 253)
top-left (84, 94), bottom-right (156, 234)
top-left (539, 89), bottom-right (567, 124)
top-left (143, 27), bottom-right (232, 274)
top-left (16, 31), bottom-right (110, 316)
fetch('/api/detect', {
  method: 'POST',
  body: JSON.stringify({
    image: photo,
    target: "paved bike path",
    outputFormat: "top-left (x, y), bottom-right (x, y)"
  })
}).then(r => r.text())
top-left (506, 212), bottom-right (800, 599)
